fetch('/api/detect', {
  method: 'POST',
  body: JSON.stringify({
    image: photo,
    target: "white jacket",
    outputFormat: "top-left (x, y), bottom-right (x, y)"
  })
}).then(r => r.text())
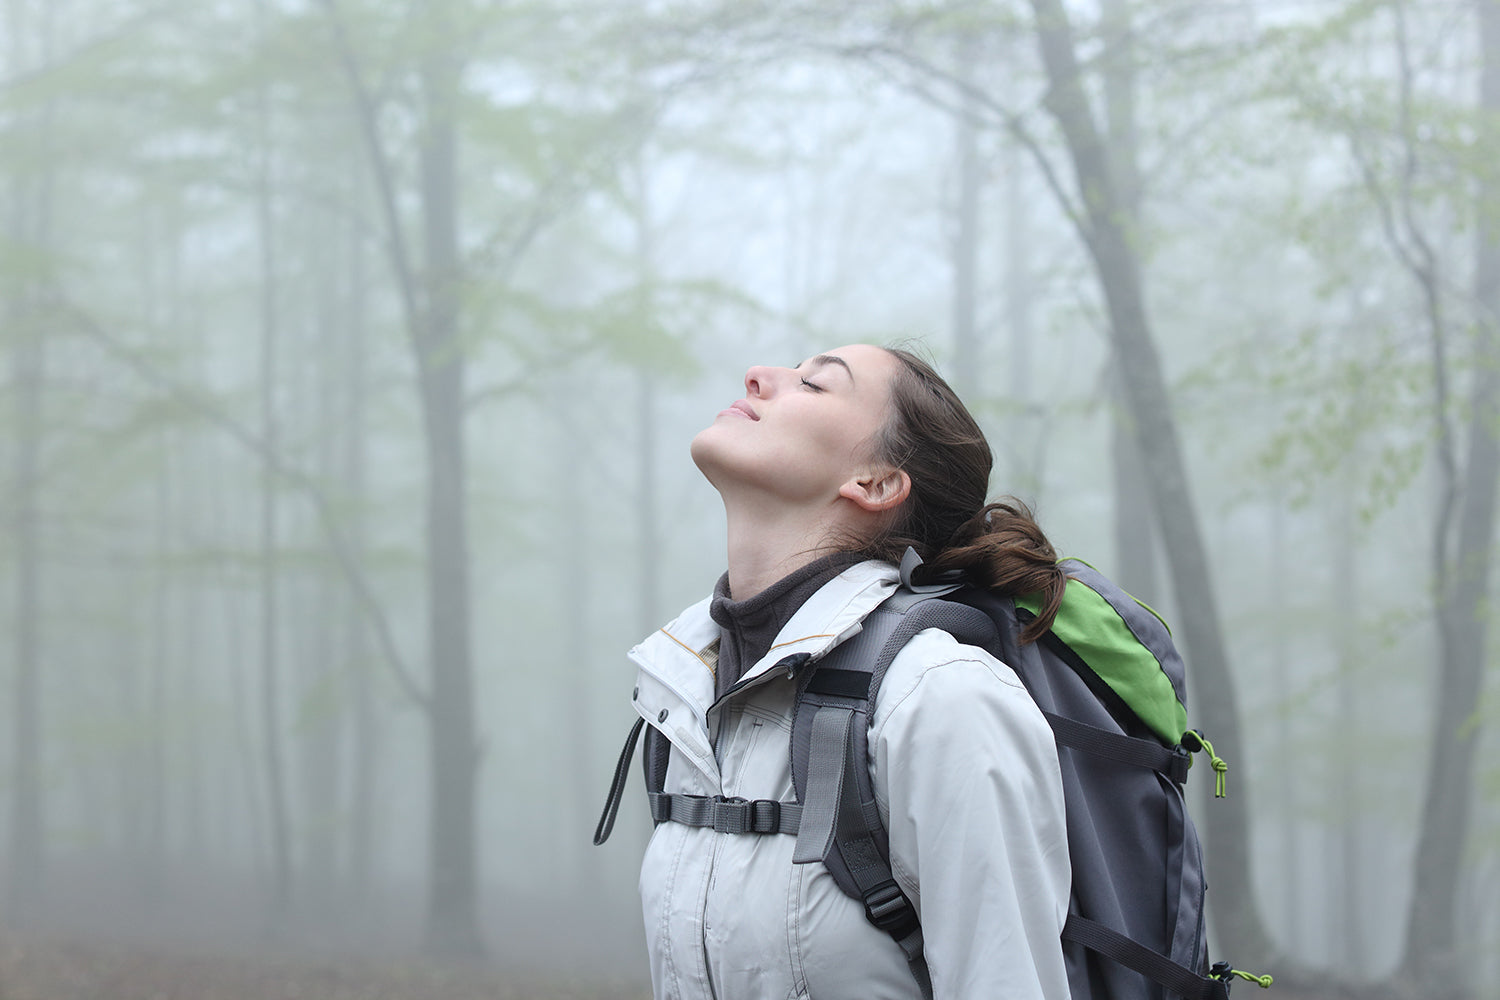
top-left (629, 560), bottom-right (1072, 1000)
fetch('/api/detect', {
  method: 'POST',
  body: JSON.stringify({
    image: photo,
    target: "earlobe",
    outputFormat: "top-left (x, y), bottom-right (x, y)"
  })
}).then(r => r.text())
top-left (839, 469), bottom-right (911, 513)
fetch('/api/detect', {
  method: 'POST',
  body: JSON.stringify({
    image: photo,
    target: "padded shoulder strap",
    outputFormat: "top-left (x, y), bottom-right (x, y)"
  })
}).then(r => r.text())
top-left (790, 590), bottom-right (996, 1000)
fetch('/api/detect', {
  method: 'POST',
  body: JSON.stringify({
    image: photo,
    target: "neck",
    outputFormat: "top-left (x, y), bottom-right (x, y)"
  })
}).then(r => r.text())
top-left (721, 499), bottom-right (848, 600)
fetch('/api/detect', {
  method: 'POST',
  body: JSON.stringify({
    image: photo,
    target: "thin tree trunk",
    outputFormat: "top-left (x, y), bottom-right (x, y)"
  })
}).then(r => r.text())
top-left (342, 185), bottom-right (376, 903)
top-left (8, 250), bottom-right (44, 914)
top-left (5, 0), bottom-right (51, 913)
top-left (148, 421), bottom-right (172, 895)
top-left (254, 0), bottom-right (292, 919)
top-left (417, 24), bottom-right (483, 956)
top-left (951, 32), bottom-right (981, 402)
top-left (1268, 497), bottom-right (1301, 950)
top-left (558, 401), bottom-right (595, 891)
top-left (1399, 1), bottom-right (1500, 991)
top-left (1003, 139), bottom-right (1036, 491)
top-left (636, 373), bottom-right (660, 637)
top-left (1331, 476), bottom-right (1360, 970)
top-left (630, 156), bottom-right (662, 640)
top-left (1026, 0), bottom-right (1274, 963)
top-left (303, 212), bottom-right (344, 909)
top-left (1100, 0), bottom-right (1159, 604)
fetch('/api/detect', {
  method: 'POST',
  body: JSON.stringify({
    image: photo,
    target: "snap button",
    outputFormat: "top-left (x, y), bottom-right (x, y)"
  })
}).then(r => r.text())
top-left (658, 709), bottom-right (669, 723)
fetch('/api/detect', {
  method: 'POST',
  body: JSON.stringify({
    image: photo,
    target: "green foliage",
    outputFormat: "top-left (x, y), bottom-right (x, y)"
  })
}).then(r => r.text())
top-left (1253, 324), bottom-right (1432, 521)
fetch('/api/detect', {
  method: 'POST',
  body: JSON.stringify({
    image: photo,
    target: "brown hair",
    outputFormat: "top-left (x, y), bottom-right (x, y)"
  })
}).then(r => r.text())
top-left (860, 346), bottom-right (1066, 643)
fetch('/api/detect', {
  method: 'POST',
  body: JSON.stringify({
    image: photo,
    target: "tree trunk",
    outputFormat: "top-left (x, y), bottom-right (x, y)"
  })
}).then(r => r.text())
top-left (1026, 0), bottom-right (1274, 963)
top-left (1003, 139), bottom-right (1037, 491)
top-left (253, 0), bottom-right (293, 917)
top-left (1398, 1), bottom-right (1500, 991)
top-left (342, 187), bottom-right (377, 903)
top-left (951, 32), bottom-right (981, 402)
top-left (303, 207), bottom-right (345, 909)
top-left (315, 0), bottom-right (480, 951)
top-left (1331, 474), bottom-right (1360, 969)
top-left (1100, 0), bottom-right (1160, 604)
top-left (417, 29), bottom-right (483, 957)
top-left (7, 245), bottom-right (45, 914)
top-left (5, 0), bottom-right (50, 914)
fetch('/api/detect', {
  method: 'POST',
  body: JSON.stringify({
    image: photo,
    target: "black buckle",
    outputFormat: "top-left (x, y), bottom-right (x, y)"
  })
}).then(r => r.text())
top-left (863, 880), bottom-right (918, 936)
top-left (750, 799), bottom-right (781, 832)
top-left (1168, 745), bottom-right (1192, 785)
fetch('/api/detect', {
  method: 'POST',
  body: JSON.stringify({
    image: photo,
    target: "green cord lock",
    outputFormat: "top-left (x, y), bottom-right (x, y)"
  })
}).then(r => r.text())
top-left (1212, 961), bottom-right (1273, 989)
top-left (1184, 730), bottom-right (1229, 798)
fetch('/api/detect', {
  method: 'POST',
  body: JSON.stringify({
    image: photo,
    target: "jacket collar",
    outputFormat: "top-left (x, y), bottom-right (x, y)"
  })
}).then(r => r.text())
top-left (630, 559), bottom-right (900, 707)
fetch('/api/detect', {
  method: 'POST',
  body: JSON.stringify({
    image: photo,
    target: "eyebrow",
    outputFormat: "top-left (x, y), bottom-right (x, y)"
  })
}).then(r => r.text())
top-left (800, 354), bottom-right (854, 384)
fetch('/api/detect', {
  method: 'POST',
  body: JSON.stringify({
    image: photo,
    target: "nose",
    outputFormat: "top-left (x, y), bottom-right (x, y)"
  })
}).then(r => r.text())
top-left (744, 365), bottom-right (767, 398)
top-left (744, 364), bottom-right (787, 398)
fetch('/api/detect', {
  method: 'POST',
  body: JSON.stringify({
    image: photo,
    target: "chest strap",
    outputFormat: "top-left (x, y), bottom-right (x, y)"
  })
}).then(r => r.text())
top-left (648, 792), bottom-right (802, 835)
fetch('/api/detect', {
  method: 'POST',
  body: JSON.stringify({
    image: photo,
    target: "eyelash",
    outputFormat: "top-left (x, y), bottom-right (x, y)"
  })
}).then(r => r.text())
top-left (800, 378), bottom-right (824, 392)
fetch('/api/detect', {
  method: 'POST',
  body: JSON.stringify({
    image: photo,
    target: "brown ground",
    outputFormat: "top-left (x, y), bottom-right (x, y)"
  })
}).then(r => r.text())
top-left (0, 932), bottom-right (1403, 1000)
top-left (0, 935), bottom-right (649, 1000)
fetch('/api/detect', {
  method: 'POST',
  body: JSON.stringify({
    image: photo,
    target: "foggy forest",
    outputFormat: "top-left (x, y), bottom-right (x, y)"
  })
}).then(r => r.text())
top-left (1, 0), bottom-right (1498, 998)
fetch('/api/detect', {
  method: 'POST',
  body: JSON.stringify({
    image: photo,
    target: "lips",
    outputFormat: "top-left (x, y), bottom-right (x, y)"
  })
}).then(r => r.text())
top-left (727, 399), bottom-right (759, 420)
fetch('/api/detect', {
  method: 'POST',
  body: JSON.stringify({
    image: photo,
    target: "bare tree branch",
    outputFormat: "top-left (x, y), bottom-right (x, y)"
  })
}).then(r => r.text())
top-left (317, 0), bottom-right (426, 360)
top-left (63, 298), bottom-right (432, 713)
top-left (832, 38), bottom-right (1088, 240)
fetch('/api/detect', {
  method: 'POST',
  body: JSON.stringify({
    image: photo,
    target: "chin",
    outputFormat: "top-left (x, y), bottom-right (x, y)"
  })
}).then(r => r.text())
top-left (689, 427), bottom-right (720, 478)
top-left (690, 426), bottom-right (752, 496)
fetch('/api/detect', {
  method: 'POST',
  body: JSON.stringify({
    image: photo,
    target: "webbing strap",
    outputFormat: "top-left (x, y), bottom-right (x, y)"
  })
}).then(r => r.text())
top-left (646, 792), bottom-right (802, 835)
top-left (1062, 913), bottom-right (1229, 1000)
top-left (1044, 712), bottom-right (1192, 784)
top-left (593, 717), bottom-right (646, 846)
top-left (793, 705), bottom-right (855, 863)
top-left (828, 692), bottom-right (931, 1000)
top-left (896, 926), bottom-right (933, 1000)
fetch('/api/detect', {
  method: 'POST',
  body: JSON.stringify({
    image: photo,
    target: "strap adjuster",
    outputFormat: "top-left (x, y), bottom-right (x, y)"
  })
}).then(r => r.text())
top-left (647, 792), bottom-right (672, 823)
top-left (863, 880), bottom-right (918, 937)
top-left (713, 796), bottom-right (751, 834)
top-left (1168, 745), bottom-right (1191, 785)
top-left (750, 798), bottom-right (781, 832)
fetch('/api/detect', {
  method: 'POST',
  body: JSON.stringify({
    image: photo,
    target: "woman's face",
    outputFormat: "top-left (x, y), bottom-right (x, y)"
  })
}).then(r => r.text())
top-left (690, 343), bottom-right (901, 508)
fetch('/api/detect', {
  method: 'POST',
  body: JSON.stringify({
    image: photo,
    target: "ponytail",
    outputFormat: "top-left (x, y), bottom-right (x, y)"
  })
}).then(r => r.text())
top-left (924, 500), bottom-right (1067, 644)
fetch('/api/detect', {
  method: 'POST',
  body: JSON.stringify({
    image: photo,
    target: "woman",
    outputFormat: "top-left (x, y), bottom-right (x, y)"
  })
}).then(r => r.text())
top-left (628, 344), bottom-right (1071, 999)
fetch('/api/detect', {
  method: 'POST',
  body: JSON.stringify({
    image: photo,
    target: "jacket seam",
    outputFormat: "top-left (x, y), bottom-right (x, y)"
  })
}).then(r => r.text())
top-left (786, 858), bottom-right (808, 996)
top-left (658, 826), bottom-right (687, 997)
top-left (660, 628), bottom-right (718, 677)
top-left (768, 631), bottom-right (836, 651)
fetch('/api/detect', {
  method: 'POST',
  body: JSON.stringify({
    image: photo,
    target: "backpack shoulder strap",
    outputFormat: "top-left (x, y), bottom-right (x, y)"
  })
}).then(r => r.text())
top-left (790, 588), bottom-right (996, 1000)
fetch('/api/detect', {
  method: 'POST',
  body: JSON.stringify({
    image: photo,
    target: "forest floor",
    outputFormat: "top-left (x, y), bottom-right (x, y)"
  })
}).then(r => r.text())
top-left (0, 934), bottom-right (650, 1000)
top-left (0, 934), bottom-right (1378, 1000)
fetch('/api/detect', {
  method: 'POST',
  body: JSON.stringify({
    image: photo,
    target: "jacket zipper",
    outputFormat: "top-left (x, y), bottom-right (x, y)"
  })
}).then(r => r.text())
top-left (709, 652), bottom-right (810, 765)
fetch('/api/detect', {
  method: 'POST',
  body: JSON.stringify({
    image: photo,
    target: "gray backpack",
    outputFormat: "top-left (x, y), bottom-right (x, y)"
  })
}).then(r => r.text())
top-left (596, 552), bottom-right (1264, 1000)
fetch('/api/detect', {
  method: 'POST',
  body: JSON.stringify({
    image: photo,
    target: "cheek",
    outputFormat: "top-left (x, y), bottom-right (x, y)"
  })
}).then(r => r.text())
top-left (816, 409), bottom-right (885, 466)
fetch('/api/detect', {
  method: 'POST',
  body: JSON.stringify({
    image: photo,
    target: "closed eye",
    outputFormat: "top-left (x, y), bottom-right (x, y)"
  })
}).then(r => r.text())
top-left (800, 378), bottom-right (825, 392)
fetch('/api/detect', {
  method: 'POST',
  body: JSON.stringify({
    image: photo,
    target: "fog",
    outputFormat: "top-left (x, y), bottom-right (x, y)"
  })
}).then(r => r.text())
top-left (1, 0), bottom-right (1497, 997)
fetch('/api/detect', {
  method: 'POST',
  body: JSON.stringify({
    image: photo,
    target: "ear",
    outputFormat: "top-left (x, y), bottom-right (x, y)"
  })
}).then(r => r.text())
top-left (839, 468), bottom-right (911, 513)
